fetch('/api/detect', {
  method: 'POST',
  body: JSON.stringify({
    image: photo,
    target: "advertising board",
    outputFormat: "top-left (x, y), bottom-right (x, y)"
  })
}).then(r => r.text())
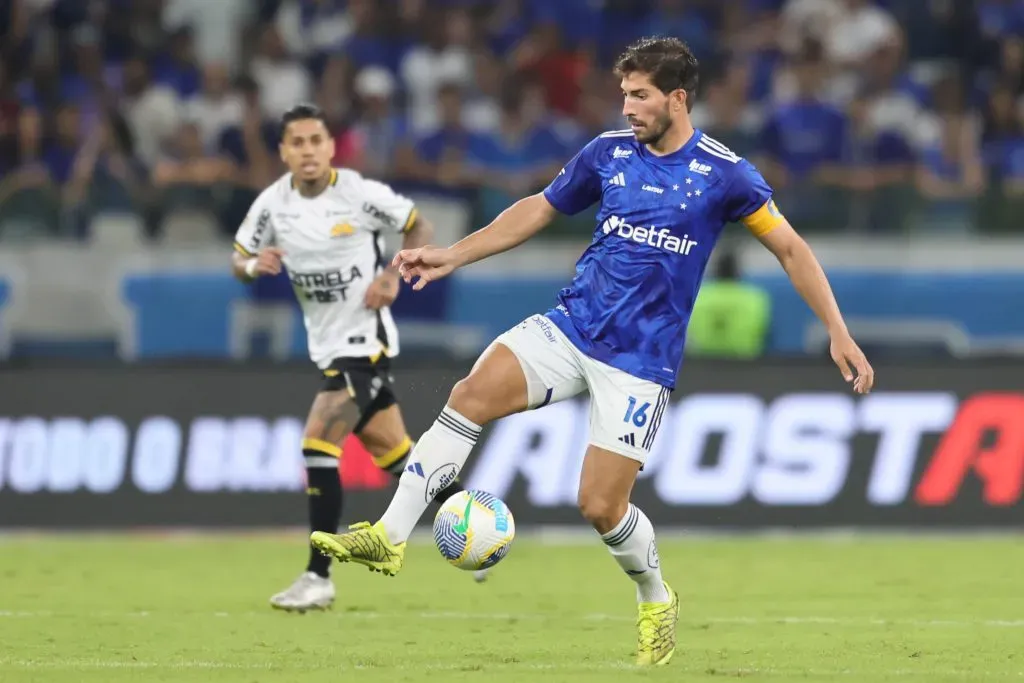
top-left (0, 361), bottom-right (1020, 528)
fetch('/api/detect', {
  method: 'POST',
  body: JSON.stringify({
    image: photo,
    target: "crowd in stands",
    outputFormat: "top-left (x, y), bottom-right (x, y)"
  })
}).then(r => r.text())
top-left (0, 0), bottom-right (1022, 242)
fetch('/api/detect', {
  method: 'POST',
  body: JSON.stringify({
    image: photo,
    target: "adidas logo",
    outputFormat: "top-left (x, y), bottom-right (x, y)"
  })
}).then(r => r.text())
top-left (618, 433), bottom-right (636, 447)
top-left (612, 146), bottom-right (633, 159)
top-left (689, 159), bottom-right (712, 176)
top-left (405, 462), bottom-right (425, 477)
top-left (608, 172), bottom-right (626, 186)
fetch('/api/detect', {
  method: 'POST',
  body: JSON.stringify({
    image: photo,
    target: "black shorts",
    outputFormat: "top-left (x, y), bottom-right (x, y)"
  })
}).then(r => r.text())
top-left (319, 356), bottom-right (399, 434)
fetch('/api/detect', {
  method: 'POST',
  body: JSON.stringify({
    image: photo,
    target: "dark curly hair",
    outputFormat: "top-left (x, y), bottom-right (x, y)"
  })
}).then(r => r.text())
top-left (614, 37), bottom-right (700, 112)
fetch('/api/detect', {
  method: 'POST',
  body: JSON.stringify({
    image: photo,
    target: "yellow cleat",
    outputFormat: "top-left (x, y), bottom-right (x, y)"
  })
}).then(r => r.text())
top-left (310, 521), bottom-right (405, 576)
top-left (635, 582), bottom-right (679, 666)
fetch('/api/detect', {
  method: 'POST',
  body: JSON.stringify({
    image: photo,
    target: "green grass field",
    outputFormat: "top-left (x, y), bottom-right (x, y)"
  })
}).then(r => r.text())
top-left (1, 533), bottom-right (1022, 682)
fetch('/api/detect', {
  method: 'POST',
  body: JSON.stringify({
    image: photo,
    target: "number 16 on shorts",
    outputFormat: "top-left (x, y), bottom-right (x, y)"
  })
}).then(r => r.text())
top-left (616, 388), bottom-right (669, 454)
top-left (616, 396), bottom-right (649, 449)
top-left (623, 396), bottom-right (650, 428)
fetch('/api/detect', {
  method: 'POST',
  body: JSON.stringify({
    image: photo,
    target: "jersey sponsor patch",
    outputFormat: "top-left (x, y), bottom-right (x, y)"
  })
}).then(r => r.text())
top-left (362, 202), bottom-right (398, 229)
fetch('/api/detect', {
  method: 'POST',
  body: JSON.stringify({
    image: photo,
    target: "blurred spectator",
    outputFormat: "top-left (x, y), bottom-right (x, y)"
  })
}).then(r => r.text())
top-left (338, 0), bottom-right (395, 70)
top-left (0, 60), bottom-right (23, 178)
top-left (859, 42), bottom-right (923, 143)
top-left (510, 21), bottom-right (589, 116)
top-left (120, 56), bottom-right (181, 169)
top-left (395, 81), bottom-right (475, 195)
top-left (276, 0), bottom-right (352, 63)
top-left (400, 9), bottom-right (473, 134)
top-left (152, 121), bottom-right (237, 220)
top-left (887, 0), bottom-right (984, 67)
top-left (757, 41), bottom-right (849, 230)
top-left (692, 60), bottom-right (762, 158)
top-left (217, 76), bottom-right (278, 190)
top-left (978, 80), bottom-right (1023, 231)
top-left (42, 103), bottom-right (85, 192)
top-left (977, 0), bottom-right (1024, 40)
top-left (315, 56), bottom-right (365, 172)
top-left (914, 74), bottom-right (986, 232)
top-left (64, 113), bottom-right (146, 235)
top-left (183, 63), bottom-right (243, 150)
top-left (826, 0), bottom-right (900, 68)
top-left (467, 79), bottom-right (564, 220)
top-left (154, 122), bottom-right (236, 187)
top-left (251, 24), bottom-right (312, 120)
top-left (352, 66), bottom-right (407, 181)
top-left (988, 36), bottom-right (1024, 97)
top-left (162, 0), bottom-right (254, 71)
top-left (637, 0), bottom-right (718, 64)
top-left (779, 0), bottom-right (844, 56)
top-left (58, 25), bottom-right (114, 136)
top-left (462, 48), bottom-right (503, 133)
top-left (151, 27), bottom-right (201, 98)
top-left (841, 90), bottom-right (916, 232)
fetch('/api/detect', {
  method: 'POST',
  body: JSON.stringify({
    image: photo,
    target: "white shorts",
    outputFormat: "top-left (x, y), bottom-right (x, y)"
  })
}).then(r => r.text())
top-left (494, 314), bottom-right (671, 463)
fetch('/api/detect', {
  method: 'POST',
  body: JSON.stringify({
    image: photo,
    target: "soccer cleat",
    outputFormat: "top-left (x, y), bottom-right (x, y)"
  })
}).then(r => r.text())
top-left (635, 582), bottom-right (679, 666)
top-left (269, 571), bottom-right (335, 613)
top-left (473, 568), bottom-right (491, 583)
top-left (310, 521), bottom-right (405, 576)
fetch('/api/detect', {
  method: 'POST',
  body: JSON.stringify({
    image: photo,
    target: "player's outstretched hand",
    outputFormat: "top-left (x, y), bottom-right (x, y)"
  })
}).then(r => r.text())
top-left (392, 245), bottom-right (457, 291)
top-left (254, 247), bottom-right (285, 276)
top-left (830, 334), bottom-right (874, 394)
top-left (365, 271), bottom-right (400, 310)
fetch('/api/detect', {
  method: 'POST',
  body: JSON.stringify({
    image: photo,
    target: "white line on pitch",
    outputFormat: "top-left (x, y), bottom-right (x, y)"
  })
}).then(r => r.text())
top-left (0, 610), bottom-right (1022, 628)
top-left (0, 659), bottom-right (1020, 678)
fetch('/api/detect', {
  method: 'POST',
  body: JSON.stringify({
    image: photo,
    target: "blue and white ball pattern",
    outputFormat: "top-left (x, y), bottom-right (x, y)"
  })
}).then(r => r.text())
top-left (432, 489), bottom-right (515, 571)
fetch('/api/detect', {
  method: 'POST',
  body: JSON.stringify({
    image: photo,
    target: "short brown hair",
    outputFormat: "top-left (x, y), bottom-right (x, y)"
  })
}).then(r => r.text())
top-left (614, 37), bottom-right (700, 111)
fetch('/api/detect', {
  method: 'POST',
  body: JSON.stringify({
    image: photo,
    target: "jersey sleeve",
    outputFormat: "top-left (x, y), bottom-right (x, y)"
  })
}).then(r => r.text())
top-left (542, 137), bottom-right (602, 215)
top-left (722, 160), bottom-right (786, 237)
top-left (233, 194), bottom-right (276, 257)
top-left (358, 177), bottom-right (418, 233)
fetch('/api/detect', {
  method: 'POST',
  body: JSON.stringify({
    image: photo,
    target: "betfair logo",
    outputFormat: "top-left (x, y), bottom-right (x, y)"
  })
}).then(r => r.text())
top-left (331, 223), bottom-right (354, 237)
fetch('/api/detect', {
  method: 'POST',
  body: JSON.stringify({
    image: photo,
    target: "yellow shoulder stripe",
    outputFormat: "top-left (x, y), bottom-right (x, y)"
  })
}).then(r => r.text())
top-left (402, 208), bottom-right (419, 233)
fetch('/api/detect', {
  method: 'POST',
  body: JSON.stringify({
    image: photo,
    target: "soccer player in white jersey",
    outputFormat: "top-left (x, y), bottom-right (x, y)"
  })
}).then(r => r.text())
top-left (310, 39), bottom-right (875, 664)
top-left (232, 104), bottom-right (484, 613)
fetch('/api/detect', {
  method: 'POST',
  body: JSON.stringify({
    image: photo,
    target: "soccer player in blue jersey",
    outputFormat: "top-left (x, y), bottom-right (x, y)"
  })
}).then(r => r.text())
top-left (311, 37), bottom-right (874, 666)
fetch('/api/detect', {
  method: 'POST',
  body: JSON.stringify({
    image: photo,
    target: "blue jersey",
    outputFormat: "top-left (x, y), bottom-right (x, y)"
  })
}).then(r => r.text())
top-left (542, 128), bottom-right (785, 388)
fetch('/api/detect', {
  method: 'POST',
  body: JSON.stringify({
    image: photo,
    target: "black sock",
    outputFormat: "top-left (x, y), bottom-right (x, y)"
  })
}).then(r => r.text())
top-left (305, 463), bottom-right (342, 578)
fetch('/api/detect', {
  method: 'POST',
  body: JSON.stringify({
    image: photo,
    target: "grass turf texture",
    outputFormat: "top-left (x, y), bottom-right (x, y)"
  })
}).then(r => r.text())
top-left (1, 534), bottom-right (1022, 682)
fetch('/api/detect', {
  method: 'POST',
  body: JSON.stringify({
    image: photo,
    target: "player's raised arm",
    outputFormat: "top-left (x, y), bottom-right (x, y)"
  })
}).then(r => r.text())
top-left (727, 164), bottom-right (874, 394)
top-left (392, 193), bottom-right (557, 290)
top-left (451, 192), bottom-right (559, 266)
top-left (394, 137), bottom-right (603, 290)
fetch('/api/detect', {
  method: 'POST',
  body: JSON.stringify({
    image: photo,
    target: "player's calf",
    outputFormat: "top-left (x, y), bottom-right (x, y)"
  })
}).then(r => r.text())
top-left (301, 392), bottom-right (361, 578)
top-left (577, 488), bottom-right (630, 535)
top-left (579, 445), bottom-right (670, 604)
top-left (376, 342), bottom-right (529, 545)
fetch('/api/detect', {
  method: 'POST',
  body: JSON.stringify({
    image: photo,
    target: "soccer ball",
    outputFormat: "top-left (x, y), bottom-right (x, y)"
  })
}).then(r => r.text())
top-left (432, 489), bottom-right (515, 571)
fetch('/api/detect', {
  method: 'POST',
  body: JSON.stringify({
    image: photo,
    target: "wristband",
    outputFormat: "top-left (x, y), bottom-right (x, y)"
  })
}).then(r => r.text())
top-left (244, 258), bottom-right (258, 278)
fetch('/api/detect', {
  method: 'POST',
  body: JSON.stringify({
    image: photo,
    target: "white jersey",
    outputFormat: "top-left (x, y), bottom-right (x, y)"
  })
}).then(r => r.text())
top-left (234, 168), bottom-right (417, 369)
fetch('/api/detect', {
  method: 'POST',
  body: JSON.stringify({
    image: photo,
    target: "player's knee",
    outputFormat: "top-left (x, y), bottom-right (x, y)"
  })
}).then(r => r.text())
top-left (447, 375), bottom-right (494, 425)
top-left (577, 488), bottom-right (628, 533)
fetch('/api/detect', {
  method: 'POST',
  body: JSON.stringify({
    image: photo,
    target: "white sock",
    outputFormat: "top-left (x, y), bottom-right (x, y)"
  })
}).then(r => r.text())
top-left (601, 504), bottom-right (669, 603)
top-left (379, 406), bottom-right (481, 543)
